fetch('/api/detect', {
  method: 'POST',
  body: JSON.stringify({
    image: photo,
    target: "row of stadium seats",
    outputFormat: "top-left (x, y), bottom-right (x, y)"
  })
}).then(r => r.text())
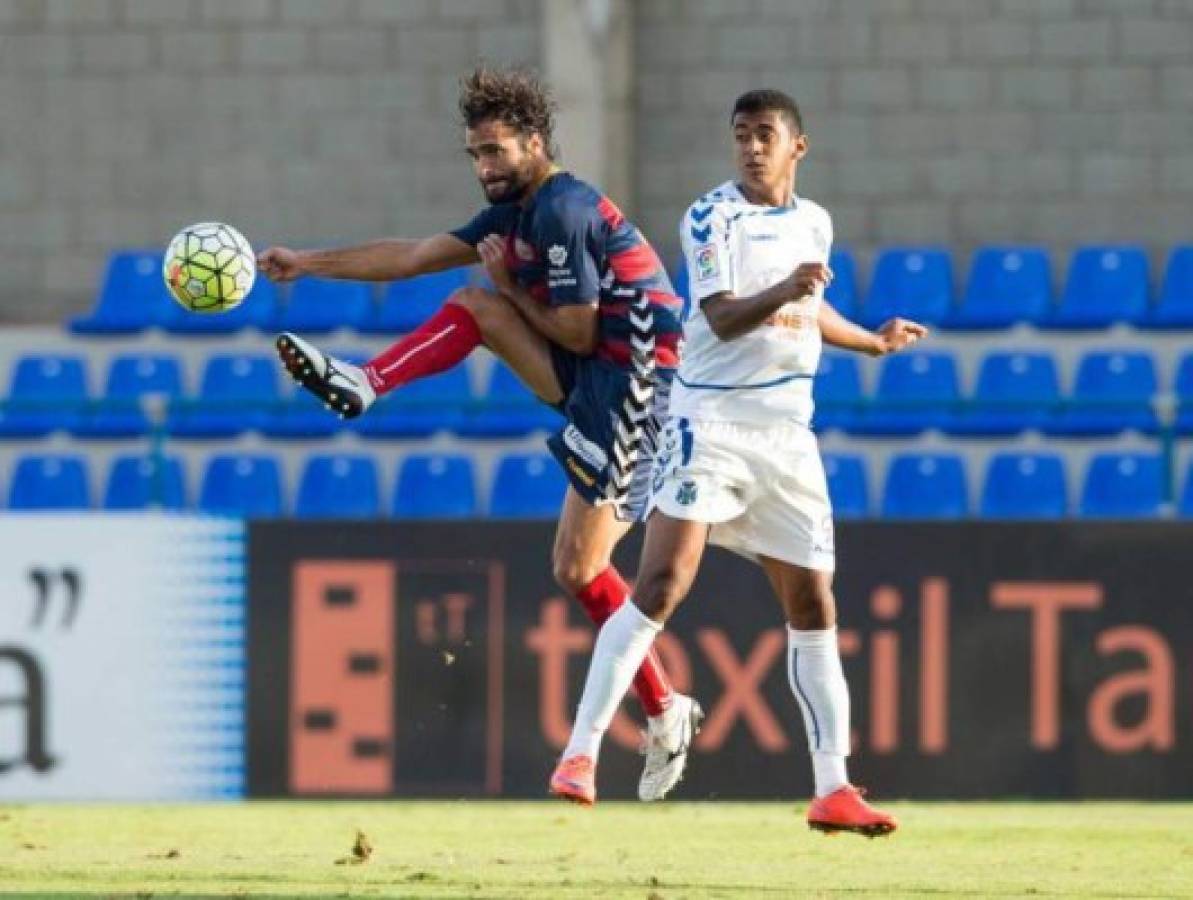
top-left (5, 348), bottom-right (1193, 439)
top-left (3, 449), bottom-right (1192, 520)
top-left (0, 354), bottom-right (557, 438)
top-left (2, 451), bottom-right (563, 518)
top-left (74, 244), bottom-right (1193, 335)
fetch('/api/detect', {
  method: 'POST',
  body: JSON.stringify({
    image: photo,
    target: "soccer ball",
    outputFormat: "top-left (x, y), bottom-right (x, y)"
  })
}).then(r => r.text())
top-left (163, 221), bottom-right (256, 312)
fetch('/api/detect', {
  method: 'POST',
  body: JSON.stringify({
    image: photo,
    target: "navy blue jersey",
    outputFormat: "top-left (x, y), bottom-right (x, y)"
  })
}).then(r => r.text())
top-left (451, 172), bottom-right (682, 369)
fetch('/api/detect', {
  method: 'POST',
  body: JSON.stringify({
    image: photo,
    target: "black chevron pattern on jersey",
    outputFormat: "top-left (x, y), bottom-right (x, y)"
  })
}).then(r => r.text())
top-left (604, 288), bottom-right (666, 520)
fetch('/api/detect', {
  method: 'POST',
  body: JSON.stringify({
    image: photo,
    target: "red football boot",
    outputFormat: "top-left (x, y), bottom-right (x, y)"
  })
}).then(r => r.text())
top-left (549, 755), bottom-right (596, 806)
top-left (806, 785), bottom-right (897, 838)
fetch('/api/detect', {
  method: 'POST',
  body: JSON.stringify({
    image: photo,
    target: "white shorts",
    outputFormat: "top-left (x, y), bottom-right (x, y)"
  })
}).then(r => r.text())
top-left (649, 418), bottom-right (835, 571)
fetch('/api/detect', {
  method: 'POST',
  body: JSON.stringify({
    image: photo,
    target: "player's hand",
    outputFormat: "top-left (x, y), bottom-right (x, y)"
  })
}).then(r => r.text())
top-left (873, 318), bottom-right (928, 355)
top-left (257, 246), bottom-right (306, 282)
top-left (477, 234), bottom-right (514, 295)
top-left (784, 261), bottom-right (832, 300)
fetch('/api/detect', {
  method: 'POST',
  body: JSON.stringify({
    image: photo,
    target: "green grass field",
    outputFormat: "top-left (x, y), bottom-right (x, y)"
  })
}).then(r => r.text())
top-left (1, 802), bottom-right (1191, 898)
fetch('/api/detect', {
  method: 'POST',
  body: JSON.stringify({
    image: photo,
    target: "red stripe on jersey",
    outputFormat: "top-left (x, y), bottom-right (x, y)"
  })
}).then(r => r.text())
top-left (597, 196), bottom-right (625, 230)
top-left (610, 244), bottom-right (664, 283)
top-left (644, 288), bottom-right (683, 310)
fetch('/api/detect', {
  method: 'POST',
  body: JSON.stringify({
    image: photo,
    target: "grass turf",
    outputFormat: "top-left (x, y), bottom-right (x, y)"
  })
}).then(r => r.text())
top-left (1, 802), bottom-right (1191, 898)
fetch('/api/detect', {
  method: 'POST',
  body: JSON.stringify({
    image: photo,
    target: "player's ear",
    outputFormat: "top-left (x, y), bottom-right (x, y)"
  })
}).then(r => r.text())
top-left (525, 130), bottom-right (545, 157)
top-left (793, 132), bottom-right (809, 163)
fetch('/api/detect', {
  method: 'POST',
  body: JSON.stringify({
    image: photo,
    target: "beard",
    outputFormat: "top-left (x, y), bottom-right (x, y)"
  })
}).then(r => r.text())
top-left (480, 164), bottom-right (532, 204)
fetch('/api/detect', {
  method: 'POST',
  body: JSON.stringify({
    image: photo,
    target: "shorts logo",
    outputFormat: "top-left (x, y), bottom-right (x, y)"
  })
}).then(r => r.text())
top-left (548, 244), bottom-right (568, 267)
top-left (676, 480), bottom-right (698, 506)
top-left (562, 423), bottom-right (608, 471)
top-left (565, 456), bottom-right (596, 487)
top-left (695, 245), bottom-right (719, 282)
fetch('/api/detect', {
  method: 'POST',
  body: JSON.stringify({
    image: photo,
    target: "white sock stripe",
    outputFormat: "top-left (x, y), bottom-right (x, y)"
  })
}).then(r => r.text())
top-left (378, 323), bottom-right (457, 375)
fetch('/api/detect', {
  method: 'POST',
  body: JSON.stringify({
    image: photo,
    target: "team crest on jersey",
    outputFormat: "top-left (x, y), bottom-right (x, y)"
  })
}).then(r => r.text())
top-left (676, 479), bottom-right (698, 505)
top-left (548, 244), bottom-right (568, 267)
top-left (695, 245), bottom-right (719, 282)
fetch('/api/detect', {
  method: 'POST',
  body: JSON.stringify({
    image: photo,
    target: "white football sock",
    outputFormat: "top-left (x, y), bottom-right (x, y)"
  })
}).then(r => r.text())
top-left (787, 626), bottom-right (851, 797)
top-left (563, 599), bottom-right (661, 762)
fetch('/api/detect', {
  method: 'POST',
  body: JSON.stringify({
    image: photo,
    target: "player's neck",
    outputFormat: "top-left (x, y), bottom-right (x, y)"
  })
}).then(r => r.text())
top-left (738, 173), bottom-right (797, 208)
top-left (519, 163), bottom-right (562, 207)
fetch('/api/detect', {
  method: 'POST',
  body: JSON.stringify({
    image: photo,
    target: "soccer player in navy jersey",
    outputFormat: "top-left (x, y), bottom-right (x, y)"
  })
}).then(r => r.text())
top-left (257, 67), bottom-right (702, 800)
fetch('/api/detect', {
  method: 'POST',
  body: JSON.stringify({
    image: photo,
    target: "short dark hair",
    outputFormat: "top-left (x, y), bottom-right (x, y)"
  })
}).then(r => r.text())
top-left (458, 66), bottom-right (557, 159)
top-left (731, 89), bottom-right (803, 134)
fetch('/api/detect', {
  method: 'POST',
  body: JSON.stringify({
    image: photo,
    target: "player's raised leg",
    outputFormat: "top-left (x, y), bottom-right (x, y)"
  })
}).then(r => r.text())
top-left (551, 511), bottom-right (709, 804)
top-left (277, 283), bottom-right (560, 419)
top-left (761, 558), bottom-right (897, 838)
top-left (549, 493), bottom-right (701, 803)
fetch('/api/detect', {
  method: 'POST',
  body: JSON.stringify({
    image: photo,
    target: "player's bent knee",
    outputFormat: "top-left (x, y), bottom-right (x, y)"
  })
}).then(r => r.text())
top-left (444, 286), bottom-right (509, 334)
top-left (551, 556), bottom-right (605, 596)
top-left (787, 574), bottom-right (837, 630)
top-left (632, 562), bottom-right (692, 622)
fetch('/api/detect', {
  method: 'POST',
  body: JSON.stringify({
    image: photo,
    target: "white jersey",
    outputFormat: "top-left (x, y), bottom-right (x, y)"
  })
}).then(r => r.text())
top-left (672, 180), bottom-right (832, 426)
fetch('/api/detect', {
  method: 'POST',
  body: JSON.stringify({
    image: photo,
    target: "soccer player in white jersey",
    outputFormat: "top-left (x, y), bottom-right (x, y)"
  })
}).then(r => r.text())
top-left (548, 89), bottom-right (926, 834)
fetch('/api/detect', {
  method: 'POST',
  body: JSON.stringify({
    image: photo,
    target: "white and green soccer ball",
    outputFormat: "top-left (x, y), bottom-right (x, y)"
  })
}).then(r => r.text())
top-left (163, 221), bottom-right (256, 312)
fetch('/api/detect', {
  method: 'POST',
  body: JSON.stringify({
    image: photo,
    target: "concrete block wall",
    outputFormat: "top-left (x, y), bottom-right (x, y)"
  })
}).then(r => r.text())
top-left (3, 0), bottom-right (1192, 323)
top-left (0, 0), bottom-right (538, 323)
top-left (634, 0), bottom-right (1193, 281)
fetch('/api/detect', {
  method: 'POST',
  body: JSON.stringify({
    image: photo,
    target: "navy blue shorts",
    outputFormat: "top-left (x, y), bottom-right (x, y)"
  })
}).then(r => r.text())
top-left (545, 346), bottom-right (672, 521)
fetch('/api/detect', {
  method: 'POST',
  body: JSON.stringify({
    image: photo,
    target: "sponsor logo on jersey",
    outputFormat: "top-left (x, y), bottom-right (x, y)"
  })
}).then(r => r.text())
top-left (811, 226), bottom-right (828, 255)
top-left (748, 233), bottom-right (780, 242)
top-left (695, 245), bottom-right (719, 282)
top-left (562, 423), bottom-right (608, 471)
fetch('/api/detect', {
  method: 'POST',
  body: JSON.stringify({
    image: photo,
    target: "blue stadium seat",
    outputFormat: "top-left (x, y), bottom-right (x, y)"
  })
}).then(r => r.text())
top-left (947, 351), bottom-right (1060, 436)
top-left (860, 247), bottom-right (954, 327)
top-left (1044, 350), bottom-right (1158, 437)
top-left (199, 454), bottom-right (284, 518)
top-left (456, 362), bottom-right (563, 437)
top-left (70, 250), bottom-right (171, 334)
top-left (823, 453), bottom-right (868, 519)
top-left (360, 267), bottom-right (472, 334)
top-left (275, 278), bottom-right (374, 333)
top-left (881, 453), bottom-right (968, 519)
top-left (103, 454), bottom-right (186, 510)
top-left (1043, 245), bottom-right (1149, 328)
top-left (9, 454), bottom-right (90, 510)
top-left (76, 354), bottom-right (183, 438)
top-left (490, 453), bottom-right (567, 518)
top-left (1174, 353), bottom-right (1193, 435)
top-left (296, 454), bottom-right (380, 518)
top-left (169, 354), bottom-right (280, 438)
top-left (812, 353), bottom-right (863, 433)
top-left (944, 246), bottom-right (1053, 329)
top-left (1140, 245), bottom-right (1193, 328)
top-left (356, 367), bottom-right (472, 438)
top-left (263, 350), bottom-right (366, 438)
top-left (672, 255), bottom-right (691, 320)
top-left (160, 276), bottom-right (280, 334)
top-left (0, 354), bottom-right (89, 438)
top-left (980, 453), bottom-right (1068, 519)
top-left (850, 351), bottom-right (959, 436)
top-left (1179, 461), bottom-right (1193, 518)
top-left (824, 248), bottom-right (859, 320)
top-left (393, 454), bottom-right (478, 518)
top-left (1079, 453), bottom-right (1163, 518)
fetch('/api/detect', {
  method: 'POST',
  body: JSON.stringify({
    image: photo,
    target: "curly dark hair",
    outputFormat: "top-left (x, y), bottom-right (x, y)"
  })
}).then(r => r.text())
top-left (458, 66), bottom-right (557, 159)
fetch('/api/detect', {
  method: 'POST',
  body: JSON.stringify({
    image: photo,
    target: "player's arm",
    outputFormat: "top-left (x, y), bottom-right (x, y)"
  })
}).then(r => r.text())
top-left (477, 234), bottom-right (598, 355)
top-left (818, 302), bottom-right (928, 356)
top-left (257, 233), bottom-right (477, 283)
top-left (701, 262), bottom-right (831, 342)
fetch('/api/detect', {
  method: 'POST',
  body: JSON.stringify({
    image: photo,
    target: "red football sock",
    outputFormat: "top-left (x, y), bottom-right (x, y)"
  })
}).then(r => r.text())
top-left (575, 565), bottom-right (674, 717)
top-left (362, 302), bottom-right (482, 395)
